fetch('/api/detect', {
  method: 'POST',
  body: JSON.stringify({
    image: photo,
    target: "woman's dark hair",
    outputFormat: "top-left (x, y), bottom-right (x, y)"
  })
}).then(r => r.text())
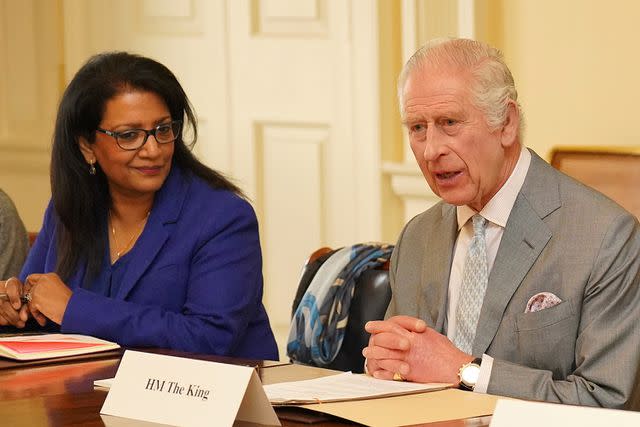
top-left (52, 51), bottom-right (242, 283)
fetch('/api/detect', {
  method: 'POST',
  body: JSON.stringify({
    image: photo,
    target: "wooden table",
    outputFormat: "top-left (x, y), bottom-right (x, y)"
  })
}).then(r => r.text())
top-left (0, 349), bottom-right (490, 426)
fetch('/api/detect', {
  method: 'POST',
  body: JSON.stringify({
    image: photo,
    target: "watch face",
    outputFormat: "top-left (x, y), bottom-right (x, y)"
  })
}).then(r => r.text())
top-left (461, 364), bottom-right (481, 385)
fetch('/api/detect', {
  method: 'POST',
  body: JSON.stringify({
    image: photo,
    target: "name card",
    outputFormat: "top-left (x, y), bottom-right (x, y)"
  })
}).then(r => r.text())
top-left (491, 399), bottom-right (640, 427)
top-left (100, 350), bottom-right (280, 427)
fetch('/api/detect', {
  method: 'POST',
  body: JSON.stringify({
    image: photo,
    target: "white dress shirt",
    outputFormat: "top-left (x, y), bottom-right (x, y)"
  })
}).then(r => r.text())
top-left (446, 146), bottom-right (531, 393)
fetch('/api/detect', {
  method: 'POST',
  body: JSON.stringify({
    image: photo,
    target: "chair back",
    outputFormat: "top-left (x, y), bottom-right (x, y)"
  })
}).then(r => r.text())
top-left (290, 246), bottom-right (391, 373)
top-left (550, 146), bottom-right (640, 219)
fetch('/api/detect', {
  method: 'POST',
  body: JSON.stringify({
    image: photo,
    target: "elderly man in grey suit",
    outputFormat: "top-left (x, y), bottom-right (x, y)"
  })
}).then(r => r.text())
top-left (0, 189), bottom-right (28, 280)
top-left (363, 38), bottom-right (640, 409)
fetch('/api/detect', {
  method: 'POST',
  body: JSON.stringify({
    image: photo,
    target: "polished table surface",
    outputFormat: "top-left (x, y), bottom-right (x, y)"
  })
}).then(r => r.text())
top-left (0, 348), bottom-right (491, 427)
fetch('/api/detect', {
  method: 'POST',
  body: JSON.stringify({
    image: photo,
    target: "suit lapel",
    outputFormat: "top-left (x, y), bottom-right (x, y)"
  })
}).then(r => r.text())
top-left (421, 204), bottom-right (457, 332)
top-left (473, 151), bottom-right (560, 354)
top-left (115, 166), bottom-right (188, 299)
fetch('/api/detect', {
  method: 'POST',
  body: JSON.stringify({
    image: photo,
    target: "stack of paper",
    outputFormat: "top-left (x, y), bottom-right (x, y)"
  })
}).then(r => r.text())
top-left (0, 333), bottom-right (120, 361)
top-left (264, 372), bottom-right (451, 404)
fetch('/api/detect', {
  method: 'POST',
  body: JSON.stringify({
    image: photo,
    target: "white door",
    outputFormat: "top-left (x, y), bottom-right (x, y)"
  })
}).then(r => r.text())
top-left (224, 0), bottom-right (381, 350)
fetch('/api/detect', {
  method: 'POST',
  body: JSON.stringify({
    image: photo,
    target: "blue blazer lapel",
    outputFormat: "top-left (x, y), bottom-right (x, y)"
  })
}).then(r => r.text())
top-left (115, 166), bottom-right (188, 300)
top-left (473, 151), bottom-right (560, 354)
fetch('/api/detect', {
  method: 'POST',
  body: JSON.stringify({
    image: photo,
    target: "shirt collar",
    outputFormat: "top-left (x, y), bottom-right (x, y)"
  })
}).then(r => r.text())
top-left (457, 146), bottom-right (531, 230)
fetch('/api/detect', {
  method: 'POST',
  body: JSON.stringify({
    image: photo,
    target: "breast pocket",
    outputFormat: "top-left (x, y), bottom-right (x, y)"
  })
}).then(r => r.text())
top-left (514, 300), bottom-right (578, 378)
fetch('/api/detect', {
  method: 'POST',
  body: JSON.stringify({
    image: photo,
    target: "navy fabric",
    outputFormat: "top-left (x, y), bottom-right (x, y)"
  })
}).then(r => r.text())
top-left (107, 252), bottom-right (131, 298)
top-left (18, 165), bottom-right (278, 360)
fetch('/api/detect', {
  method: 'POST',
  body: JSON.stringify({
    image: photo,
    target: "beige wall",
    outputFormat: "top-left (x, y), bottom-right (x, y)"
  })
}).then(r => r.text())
top-left (482, 0), bottom-right (640, 160)
top-left (0, 0), bottom-right (61, 231)
top-left (389, 0), bottom-right (640, 226)
top-left (5, 0), bottom-right (640, 232)
top-left (378, 0), bottom-right (404, 243)
top-left (2, 1), bottom-right (640, 353)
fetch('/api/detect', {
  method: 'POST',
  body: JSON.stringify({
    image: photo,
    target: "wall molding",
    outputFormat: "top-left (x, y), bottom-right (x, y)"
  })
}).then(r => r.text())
top-left (253, 120), bottom-right (329, 326)
top-left (250, 0), bottom-right (328, 38)
top-left (382, 160), bottom-right (441, 223)
top-left (253, 121), bottom-right (329, 236)
top-left (137, 0), bottom-right (204, 35)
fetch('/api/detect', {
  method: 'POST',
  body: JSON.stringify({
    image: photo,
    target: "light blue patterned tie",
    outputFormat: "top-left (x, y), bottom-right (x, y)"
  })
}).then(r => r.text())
top-left (453, 214), bottom-right (488, 354)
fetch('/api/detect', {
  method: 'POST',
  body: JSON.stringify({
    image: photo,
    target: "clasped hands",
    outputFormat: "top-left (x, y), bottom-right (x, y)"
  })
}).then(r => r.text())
top-left (362, 315), bottom-right (474, 385)
top-left (0, 273), bottom-right (72, 328)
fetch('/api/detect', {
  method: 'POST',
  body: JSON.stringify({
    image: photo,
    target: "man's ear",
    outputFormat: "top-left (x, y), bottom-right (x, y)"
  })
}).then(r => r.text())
top-left (500, 100), bottom-right (520, 148)
top-left (78, 137), bottom-right (95, 163)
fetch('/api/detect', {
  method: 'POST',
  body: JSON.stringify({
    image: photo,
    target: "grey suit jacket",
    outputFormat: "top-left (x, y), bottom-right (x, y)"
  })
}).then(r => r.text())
top-left (386, 150), bottom-right (640, 408)
top-left (0, 189), bottom-right (28, 279)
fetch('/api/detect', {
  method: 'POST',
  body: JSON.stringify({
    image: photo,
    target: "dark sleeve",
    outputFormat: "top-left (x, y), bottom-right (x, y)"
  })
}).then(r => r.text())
top-left (0, 191), bottom-right (29, 279)
top-left (61, 195), bottom-right (270, 357)
top-left (19, 200), bottom-right (55, 281)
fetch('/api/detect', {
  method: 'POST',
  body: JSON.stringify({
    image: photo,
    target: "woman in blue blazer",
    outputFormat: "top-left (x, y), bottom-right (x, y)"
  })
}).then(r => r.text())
top-left (0, 52), bottom-right (278, 360)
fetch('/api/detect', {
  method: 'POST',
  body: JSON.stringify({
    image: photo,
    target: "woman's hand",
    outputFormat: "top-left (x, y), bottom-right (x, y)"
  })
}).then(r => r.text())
top-left (0, 277), bottom-right (30, 328)
top-left (23, 273), bottom-right (73, 326)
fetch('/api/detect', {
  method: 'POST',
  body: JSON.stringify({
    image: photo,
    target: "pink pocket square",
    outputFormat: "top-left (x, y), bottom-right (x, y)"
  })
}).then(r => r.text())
top-left (525, 292), bottom-right (562, 313)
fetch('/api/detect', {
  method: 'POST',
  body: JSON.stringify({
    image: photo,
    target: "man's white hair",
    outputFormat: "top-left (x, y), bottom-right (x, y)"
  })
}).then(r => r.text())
top-left (398, 38), bottom-right (524, 135)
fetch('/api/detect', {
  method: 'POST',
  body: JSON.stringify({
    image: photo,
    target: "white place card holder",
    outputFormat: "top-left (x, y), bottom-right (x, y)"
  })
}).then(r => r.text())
top-left (490, 399), bottom-right (640, 427)
top-left (100, 350), bottom-right (280, 427)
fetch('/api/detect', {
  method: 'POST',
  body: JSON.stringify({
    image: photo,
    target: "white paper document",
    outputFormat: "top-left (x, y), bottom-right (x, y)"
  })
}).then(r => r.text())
top-left (94, 377), bottom-right (114, 388)
top-left (264, 372), bottom-right (450, 404)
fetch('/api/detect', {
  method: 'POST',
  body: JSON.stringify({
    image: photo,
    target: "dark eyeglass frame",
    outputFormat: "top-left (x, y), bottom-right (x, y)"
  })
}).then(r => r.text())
top-left (95, 120), bottom-right (183, 151)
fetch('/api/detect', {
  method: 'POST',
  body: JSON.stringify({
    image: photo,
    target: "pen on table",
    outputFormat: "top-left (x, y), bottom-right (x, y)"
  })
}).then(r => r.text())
top-left (0, 293), bottom-right (30, 304)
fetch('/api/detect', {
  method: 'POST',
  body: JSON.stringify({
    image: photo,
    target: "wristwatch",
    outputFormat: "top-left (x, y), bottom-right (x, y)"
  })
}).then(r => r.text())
top-left (458, 357), bottom-right (482, 391)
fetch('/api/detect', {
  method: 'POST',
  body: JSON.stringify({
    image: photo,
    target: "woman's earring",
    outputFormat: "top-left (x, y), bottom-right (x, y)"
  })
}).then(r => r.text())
top-left (89, 161), bottom-right (96, 175)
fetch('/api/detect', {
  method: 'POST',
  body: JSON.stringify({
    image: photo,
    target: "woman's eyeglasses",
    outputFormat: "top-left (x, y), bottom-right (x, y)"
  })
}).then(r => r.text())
top-left (96, 120), bottom-right (182, 151)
